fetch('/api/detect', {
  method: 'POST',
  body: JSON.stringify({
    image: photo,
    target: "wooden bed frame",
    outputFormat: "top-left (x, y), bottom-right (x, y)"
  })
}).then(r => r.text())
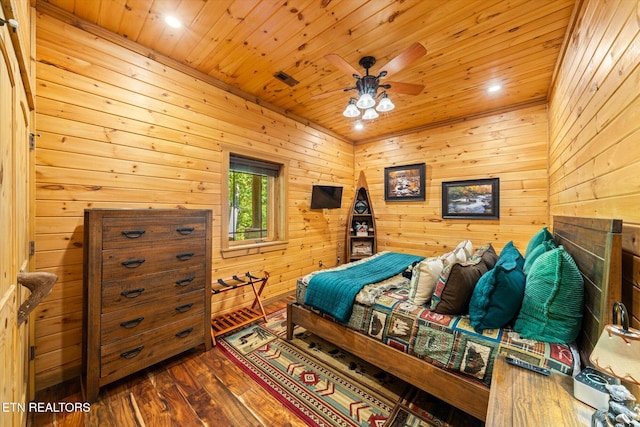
top-left (286, 216), bottom-right (622, 421)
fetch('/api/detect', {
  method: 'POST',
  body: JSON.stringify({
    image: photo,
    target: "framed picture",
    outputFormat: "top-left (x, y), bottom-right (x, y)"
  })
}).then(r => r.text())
top-left (384, 163), bottom-right (426, 201)
top-left (442, 178), bottom-right (499, 219)
top-left (351, 240), bottom-right (373, 256)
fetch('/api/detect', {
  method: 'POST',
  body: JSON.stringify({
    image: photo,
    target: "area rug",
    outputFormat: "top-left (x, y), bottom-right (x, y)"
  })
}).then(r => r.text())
top-left (218, 308), bottom-right (484, 427)
top-left (218, 308), bottom-right (401, 426)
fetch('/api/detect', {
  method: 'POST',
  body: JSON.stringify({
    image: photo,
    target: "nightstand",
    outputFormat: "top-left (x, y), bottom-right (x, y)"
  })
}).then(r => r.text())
top-left (486, 354), bottom-right (594, 426)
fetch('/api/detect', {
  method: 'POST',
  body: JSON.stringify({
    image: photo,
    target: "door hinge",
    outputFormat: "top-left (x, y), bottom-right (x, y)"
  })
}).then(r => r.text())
top-left (29, 240), bottom-right (35, 255)
top-left (30, 346), bottom-right (35, 361)
top-left (29, 133), bottom-right (36, 150)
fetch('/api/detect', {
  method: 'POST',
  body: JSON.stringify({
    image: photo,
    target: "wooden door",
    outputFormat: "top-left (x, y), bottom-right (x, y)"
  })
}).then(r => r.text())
top-left (1, 1), bottom-right (35, 425)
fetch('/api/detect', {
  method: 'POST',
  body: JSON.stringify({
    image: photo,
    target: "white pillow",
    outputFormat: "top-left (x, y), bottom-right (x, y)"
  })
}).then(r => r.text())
top-left (455, 239), bottom-right (474, 258)
top-left (408, 257), bottom-right (444, 305)
top-left (441, 251), bottom-right (456, 266)
top-left (453, 247), bottom-right (468, 263)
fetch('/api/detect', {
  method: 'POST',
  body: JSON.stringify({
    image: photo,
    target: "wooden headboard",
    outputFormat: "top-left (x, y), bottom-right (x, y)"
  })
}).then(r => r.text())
top-left (552, 216), bottom-right (622, 365)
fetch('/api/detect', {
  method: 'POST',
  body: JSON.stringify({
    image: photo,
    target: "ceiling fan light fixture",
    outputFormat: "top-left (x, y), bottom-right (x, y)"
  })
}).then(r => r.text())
top-left (343, 101), bottom-right (360, 118)
top-left (375, 93), bottom-right (395, 112)
top-left (323, 43), bottom-right (427, 124)
top-left (356, 93), bottom-right (375, 109)
top-left (362, 108), bottom-right (379, 120)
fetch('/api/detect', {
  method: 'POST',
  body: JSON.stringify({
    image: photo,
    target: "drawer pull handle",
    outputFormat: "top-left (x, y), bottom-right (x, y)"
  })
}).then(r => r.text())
top-left (175, 277), bottom-right (195, 287)
top-left (120, 346), bottom-right (144, 359)
top-left (175, 328), bottom-right (194, 338)
top-left (120, 288), bottom-right (145, 298)
top-left (120, 317), bottom-right (144, 329)
top-left (176, 227), bottom-right (195, 235)
top-left (176, 252), bottom-right (194, 261)
top-left (121, 229), bottom-right (146, 239)
top-left (121, 259), bottom-right (145, 268)
top-left (175, 303), bottom-right (194, 313)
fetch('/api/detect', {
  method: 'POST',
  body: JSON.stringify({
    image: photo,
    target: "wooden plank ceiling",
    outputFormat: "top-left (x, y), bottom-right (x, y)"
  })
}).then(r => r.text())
top-left (37, 0), bottom-right (576, 143)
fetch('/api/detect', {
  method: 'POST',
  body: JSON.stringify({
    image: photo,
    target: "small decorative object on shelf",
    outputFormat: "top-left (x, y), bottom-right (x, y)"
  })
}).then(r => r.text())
top-left (354, 198), bottom-right (369, 214)
top-left (351, 240), bottom-right (373, 257)
top-left (355, 221), bottom-right (368, 236)
top-left (346, 171), bottom-right (376, 262)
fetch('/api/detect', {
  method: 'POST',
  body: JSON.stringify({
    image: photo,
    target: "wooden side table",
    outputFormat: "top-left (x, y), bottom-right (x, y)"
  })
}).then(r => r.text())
top-left (486, 354), bottom-right (595, 426)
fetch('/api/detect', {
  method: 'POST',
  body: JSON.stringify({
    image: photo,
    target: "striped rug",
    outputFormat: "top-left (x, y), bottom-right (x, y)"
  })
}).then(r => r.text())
top-left (218, 308), bottom-right (482, 427)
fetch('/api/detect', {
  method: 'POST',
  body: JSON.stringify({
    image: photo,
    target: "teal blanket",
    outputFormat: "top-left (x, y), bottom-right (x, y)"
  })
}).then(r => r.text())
top-left (303, 252), bottom-right (424, 323)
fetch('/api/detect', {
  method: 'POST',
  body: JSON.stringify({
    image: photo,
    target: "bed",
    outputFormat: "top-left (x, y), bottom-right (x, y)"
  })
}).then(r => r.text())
top-left (286, 216), bottom-right (622, 421)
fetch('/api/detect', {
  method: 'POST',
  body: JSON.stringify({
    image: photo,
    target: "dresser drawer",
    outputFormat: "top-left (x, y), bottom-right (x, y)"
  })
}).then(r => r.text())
top-left (102, 216), bottom-right (207, 249)
top-left (100, 316), bottom-right (203, 380)
top-left (100, 290), bottom-right (204, 343)
top-left (102, 241), bottom-right (205, 280)
top-left (101, 265), bottom-right (205, 313)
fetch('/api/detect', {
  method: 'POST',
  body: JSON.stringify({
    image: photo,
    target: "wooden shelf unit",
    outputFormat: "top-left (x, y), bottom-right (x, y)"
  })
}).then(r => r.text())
top-left (346, 171), bottom-right (377, 262)
top-left (210, 272), bottom-right (269, 344)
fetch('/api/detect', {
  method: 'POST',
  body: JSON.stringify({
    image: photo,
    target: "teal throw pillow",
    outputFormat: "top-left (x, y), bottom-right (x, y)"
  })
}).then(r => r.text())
top-left (469, 250), bottom-right (526, 333)
top-left (525, 226), bottom-right (554, 258)
top-left (523, 239), bottom-right (557, 275)
top-left (499, 241), bottom-right (525, 270)
top-left (514, 246), bottom-right (584, 343)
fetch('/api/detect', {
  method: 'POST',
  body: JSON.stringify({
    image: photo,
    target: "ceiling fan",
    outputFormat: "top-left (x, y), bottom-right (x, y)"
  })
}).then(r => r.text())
top-left (315, 42), bottom-right (427, 119)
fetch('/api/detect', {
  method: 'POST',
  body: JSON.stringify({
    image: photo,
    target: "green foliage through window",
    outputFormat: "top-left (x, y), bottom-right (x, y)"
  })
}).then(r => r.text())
top-left (228, 171), bottom-right (268, 241)
top-left (223, 151), bottom-right (286, 255)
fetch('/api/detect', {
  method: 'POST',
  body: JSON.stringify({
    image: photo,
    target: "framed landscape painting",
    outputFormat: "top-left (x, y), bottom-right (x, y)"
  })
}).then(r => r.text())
top-left (442, 178), bottom-right (499, 219)
top-left (384, 163), bottom-right (426, 201)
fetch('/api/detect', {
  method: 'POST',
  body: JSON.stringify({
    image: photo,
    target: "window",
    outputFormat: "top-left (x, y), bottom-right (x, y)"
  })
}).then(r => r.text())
top-left (221, 148), bottom-right (288, 257)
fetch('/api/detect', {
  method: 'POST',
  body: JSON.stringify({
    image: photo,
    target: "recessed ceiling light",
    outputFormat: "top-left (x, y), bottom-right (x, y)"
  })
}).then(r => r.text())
top-left (354, 122), bottom-right (364, 130)
top-left (487, 84), bottom-right (502, 93)
top-left (165, 15), bottom-right (182, 29)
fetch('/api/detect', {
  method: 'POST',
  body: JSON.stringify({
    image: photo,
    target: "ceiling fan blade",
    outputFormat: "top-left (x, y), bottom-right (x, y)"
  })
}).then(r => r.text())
top-left (386, 81), bottom-right (424, 96)
top-left (378, 42), bottom-right (427, 79)
top-left (324, 53), bottom-right (360, 77)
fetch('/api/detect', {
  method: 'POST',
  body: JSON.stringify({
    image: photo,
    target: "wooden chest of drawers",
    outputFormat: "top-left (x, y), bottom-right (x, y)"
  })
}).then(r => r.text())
top-left (82, 209), bottom-right (212, 402)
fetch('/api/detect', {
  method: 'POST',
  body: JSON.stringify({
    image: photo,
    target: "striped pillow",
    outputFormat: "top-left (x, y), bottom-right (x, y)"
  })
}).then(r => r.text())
top-left (514, 246), bottom-right (584, 343)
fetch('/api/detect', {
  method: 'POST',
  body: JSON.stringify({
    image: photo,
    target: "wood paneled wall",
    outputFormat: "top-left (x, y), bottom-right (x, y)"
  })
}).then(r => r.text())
top-left (31, 0), bottom-right (639, 394)
top-left (1, 1), bottom-right (36, 424)
top-left (34, 13), bottom-right (353, 390)
top-left (548, 0), bottom-right (640, 327)
top-left (354, 103), bottom-right (550, 257)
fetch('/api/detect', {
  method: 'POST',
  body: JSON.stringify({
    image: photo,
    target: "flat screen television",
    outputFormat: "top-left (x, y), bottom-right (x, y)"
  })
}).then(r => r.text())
top-left (310, 185), bottom-right (343, 209)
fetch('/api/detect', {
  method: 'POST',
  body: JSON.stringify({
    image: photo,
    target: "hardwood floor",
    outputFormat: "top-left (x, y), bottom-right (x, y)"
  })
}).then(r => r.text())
top-left (28, 294), bottom-right (307, 427)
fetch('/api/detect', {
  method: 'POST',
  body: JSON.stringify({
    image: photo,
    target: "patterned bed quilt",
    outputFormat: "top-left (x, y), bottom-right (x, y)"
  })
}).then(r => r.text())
top-left (295, 277), bottom-right (577, 388)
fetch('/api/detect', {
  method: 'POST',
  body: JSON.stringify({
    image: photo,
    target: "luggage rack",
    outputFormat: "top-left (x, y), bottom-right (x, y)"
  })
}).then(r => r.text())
top-left (210, 271), bottom-right (269, 345)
